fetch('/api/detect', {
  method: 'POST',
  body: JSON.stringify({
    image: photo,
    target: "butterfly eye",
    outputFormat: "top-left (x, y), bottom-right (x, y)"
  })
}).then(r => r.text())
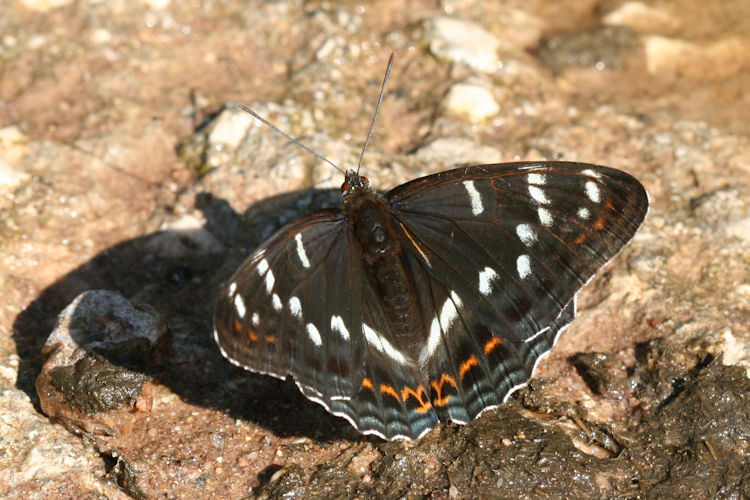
top-left (340, 180), bottom-right (351, 192)
top-left (361, 176), bottom-right (369, 185)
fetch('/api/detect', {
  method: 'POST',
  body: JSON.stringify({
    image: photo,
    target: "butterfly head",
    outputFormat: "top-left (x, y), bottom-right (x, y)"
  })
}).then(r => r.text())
top-left (341, 169), bottom-right (370, 195)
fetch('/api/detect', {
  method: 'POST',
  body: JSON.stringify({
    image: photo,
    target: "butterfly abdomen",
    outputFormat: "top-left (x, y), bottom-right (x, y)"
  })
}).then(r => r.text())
top-left (345, 177), bottom-right (431, 362)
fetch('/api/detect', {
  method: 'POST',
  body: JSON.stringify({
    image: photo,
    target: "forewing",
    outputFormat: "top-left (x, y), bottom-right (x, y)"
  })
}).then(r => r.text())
top-left (213, 211), bottom-right (367, 400)
top-left (388, 161), bottom-right (648, 422)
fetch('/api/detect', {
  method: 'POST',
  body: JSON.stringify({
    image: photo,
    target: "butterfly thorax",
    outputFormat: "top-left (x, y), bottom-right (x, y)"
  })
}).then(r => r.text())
top-left (342, 171), bottom-right (423, 359)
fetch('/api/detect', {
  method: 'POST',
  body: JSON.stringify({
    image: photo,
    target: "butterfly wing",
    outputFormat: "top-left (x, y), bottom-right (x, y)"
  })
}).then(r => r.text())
top-left (214, 211), bottom-right (371, 400)
top-left (214, 209), bottom-right (439, 439)
top-left (387, 161), bottom-right (648, 424)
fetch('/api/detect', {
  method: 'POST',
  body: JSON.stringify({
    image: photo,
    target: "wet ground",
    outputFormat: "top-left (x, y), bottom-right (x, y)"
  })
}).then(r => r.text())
top-left (1, 0), bottom-right (749, 498)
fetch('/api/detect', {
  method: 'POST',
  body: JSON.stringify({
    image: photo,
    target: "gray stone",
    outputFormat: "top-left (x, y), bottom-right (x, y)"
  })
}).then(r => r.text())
top-left (36, 290), bottom-right (170, 436)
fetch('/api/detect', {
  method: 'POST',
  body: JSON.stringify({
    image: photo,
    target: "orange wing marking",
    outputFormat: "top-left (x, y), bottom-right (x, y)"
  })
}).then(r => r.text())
top-left (593, 217), bottom-right (605, 231)
top-left (459, 355), bottom-right (478, 379)
top-left (430, 374), bottom-right (458, 407)
top-left (361, 377), bottom-right (374, 391)
top-left (380, 384), bottom-right (401, 401)
top-left (484, 337), bottom-right (503, 355)
top-left (264, 335), bottom-right (277, 344)
top-left (234, 319), bottom-right (243, 333)
top-left (574, 233), bottom-right (587, 245)
top-left (402, 385), bottom-right (432, 414)
top-left (248, 330), bottom-right (259, 342)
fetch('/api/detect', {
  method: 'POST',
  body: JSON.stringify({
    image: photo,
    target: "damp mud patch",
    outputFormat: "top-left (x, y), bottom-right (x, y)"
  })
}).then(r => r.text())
top-left (252, 338), bottom-right (749, 498)
top-left (626, 347), bottom-right (749, 497)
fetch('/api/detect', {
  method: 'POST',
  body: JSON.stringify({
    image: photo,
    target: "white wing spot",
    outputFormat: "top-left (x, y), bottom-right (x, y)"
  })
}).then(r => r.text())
top-left (528, 173), bottom-right (546, 185)
top-left (463, 180), bottom-right (484, 215)
top-left (294, 233), bottom-right (311, 268)
top-left (428, 318), bottom-right (440, 350)
top-left (331, 315), bottom-right (350, 341)
top-left (289, 296), bottom-right (302, 320)
top-left (529, 185), bottom-right (550, 205)
top-left (363, 324), bottom-right (408, 365)
top-left (306, 323), bottom-right (322, 347)
top-left (581, 168), bottom-right (602, 179)
top-left (264, 270), bottom-right (275, 293)
top-left (516, 223), bottom-right (537, 247)
top-left (234, 294), bottom-right (246, 318)
top-left (585, 180), bottom-right (601, 203)
top-left (517, 254), bottom-right (532, 280)
top-left (577, 206), bottom-right (591, 219)
top-left (538, 207), bottom-right (553, 227)
top-left (257, 258), bottom-right (269, 275)
top-left (272, 293), bottom-right (282, 311)
top-left (256, 258), bottom-right (275, 293)
top-left (422, 291), bottom-right (462, 364)
top-left (251, 312), bottom-right (259, 326)
top-left (228, 282), bottom-right (237, 296)
top-left (442, 291), bottom-right (461, 327)
top-left (478, 266), bottom-right (499, 295)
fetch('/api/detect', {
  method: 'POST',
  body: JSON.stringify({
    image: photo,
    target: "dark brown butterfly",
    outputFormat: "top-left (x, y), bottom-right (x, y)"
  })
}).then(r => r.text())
top-left (213, 54), bottom-right (648, 440)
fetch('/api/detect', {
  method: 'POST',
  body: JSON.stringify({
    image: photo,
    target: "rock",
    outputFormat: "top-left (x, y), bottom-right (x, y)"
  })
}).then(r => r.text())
top-left (0, 386), bottom-right (111, 495)
top-left (423, 17), bottom-right (501, 74)
top-left (35, 290), bottom-right (171, 436)
top-left (177, 101), bottom-right (316, 212)
top-left (690, 185), bottom-right (750, 244)
top-left (493, 8), bottom-right (544, 50)
top-left (143, 214), bottom-right (225, 258)
top-left (0, 156), bottom-right (30, 190)
top-left (413, 137), bottom-right (502, 167)
top-left (537, 26), bottom-right (638, 73)
top-left (89, 28), bottom-right (112, 45)
top-left (443, 82), bottom-right (500, 123)
top-left (603, 1), bottom-right (679, 33)
top-left (643, 35), bottom-right (746, 79)
top-left (691, 328), bottom-right (750, 376)
top-left (206, 105), bottom-right (257, 151)
top-left (0, 125), bottom-right (27, 148)
top-left (0, 125), bottom-right (31, 182)
top-left (18, 0), bottom-right (72, 12)
top-left (143, 0), bottom-right (171, 9)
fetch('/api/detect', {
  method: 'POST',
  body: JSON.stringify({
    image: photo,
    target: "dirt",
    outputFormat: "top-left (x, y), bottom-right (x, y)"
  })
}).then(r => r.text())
top-left (1, 0), bottom-right (749, 498)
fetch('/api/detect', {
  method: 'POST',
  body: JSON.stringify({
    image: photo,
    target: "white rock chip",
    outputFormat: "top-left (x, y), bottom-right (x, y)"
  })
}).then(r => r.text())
top-left (444, 82), bottom-right (500, 123)
top-left (144, 0), bottom-right (171, 9)
top-left (0, 125), bottom-right (27, 148)
top-left (423, 17), bottom-right (501, 74)
top-left (18, 0), bottom-right (72, 11)
top-left (603, 1), bottom-right (679, 33)
top-left (0, 157), bottom-right (30, 190)
top-left (207, 106), bottom-right (256, 149)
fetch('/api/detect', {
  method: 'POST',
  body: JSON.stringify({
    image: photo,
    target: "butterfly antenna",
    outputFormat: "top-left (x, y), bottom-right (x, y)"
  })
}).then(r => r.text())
top-left (238, 105), bottom-right (345, 175)
top-left (356, 52), bottom-right (394, 175)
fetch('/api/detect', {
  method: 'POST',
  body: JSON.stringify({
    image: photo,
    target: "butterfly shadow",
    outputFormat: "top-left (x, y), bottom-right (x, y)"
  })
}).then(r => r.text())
top-left (11, 186), bottom-right (361, 442)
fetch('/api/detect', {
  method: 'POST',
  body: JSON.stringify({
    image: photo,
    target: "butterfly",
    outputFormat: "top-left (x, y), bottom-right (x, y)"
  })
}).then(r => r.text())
top-left (213, 55), bottom-right (649, 440)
